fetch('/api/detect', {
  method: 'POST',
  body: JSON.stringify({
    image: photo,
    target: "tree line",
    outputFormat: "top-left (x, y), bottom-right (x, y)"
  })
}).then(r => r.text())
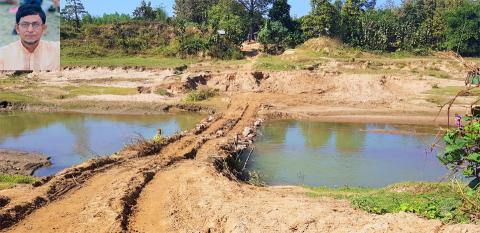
top-left (61, 0), bottom-right (480, 58)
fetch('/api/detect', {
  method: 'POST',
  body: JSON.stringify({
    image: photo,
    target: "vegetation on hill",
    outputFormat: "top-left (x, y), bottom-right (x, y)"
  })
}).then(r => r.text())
top-left (61, 0), bottom-right (480, 61)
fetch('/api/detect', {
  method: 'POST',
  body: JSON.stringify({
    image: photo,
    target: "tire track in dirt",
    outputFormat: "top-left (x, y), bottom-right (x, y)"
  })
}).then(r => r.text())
top-left (2, 101), bottom-right (252, 233)
top-left (128, 101), bottom-right (261, 232)
top-left (0, 112), bottom-right (223, 232)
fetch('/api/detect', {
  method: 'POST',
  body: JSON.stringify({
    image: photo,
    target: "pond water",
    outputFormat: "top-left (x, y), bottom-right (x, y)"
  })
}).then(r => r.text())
top-left (241, 120), bottom-right (449, 188)
top-left (0, 112), bottom-right (205, 176)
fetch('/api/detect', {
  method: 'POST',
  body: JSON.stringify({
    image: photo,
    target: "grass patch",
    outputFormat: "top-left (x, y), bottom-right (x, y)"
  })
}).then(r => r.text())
top-left (0, 173), bottom-right (37, 190)
top-left (184, 88), bottom-right (218, 102)
top-left (425, 69), bottom-right (451, 79)
top-left (426, 86), bottom-right (480, 96)
top-left (0, 92), bottom-right (38, 104)
top-left (254, 50), bottom-right (327, 71)
top-left (254, 54), bottom-right (298, 71)
top-left (61, 55), bottom-right (196, 69)
top-left (57, 86), bottom-right (137, 99)
top-left (307, 182), bottom-right (479, 223)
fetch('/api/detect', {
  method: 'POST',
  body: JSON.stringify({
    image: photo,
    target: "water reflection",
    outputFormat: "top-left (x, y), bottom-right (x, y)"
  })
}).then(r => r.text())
top-left (0, 112), bottom-right (205, 176)
top-left (245, 120), bottom-right (447, 188)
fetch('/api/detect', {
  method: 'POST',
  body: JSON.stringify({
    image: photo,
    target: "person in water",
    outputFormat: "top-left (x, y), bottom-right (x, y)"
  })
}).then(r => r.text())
top-left (152, 128), bottom-right (164, 144)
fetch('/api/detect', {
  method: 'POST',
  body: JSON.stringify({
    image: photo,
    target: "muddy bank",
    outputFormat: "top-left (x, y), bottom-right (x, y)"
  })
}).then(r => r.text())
top-left (0, 101), bottom-right (216, 116)
top-left (0, 150), bottom-right (51, 176)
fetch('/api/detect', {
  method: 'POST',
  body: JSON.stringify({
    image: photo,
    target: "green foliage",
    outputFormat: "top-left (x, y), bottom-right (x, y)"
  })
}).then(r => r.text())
top-left (307, 182), bottom-right (476, 223)
top-left (184, 88), bottom-right (218, 102)
top-left (269, 0), bottom-right (294, 31)
top-left (61, 56), bottom-right (196, 68)
top-left (133, 0), bottom-right (157, 21)
top-left (174, 0), bottom-right (218, 24)
top-left (340, 0), bottom-right (363, 44)
top-left (443, 1), bottom-right (480, 56)
top-left (438, 113), bottom-right (480, 180)
top-left (81, 13), bottom-right (132, 25)
top-left (207, 0), bottom-right (249, 46)
top-left (0, 92), bottom-right (37, 104)
top-left (61, 0), bottom-right (88, 30)
top-left (0, 173), bottom-right (37, 190)
top-left (301, 0), bottom-right (339, 38)
top-left (258, 20), bottom-right (290, 53)
top-left (356, 9), bottom-right (398, 51)
top-left (236, 0), bottom-right (274, 40)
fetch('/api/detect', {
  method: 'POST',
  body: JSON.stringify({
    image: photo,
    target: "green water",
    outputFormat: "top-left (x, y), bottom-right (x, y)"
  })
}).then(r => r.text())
top-left (242, 120), bottom-right (448, 188)
top-left (0, 112), bottom-right (205, 176)
top-left (0, 1), bottom-right (60, 47)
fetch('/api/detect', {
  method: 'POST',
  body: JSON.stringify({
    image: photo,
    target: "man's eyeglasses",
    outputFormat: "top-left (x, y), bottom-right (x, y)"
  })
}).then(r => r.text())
top-left (18, 22), bottom-right (43, 30)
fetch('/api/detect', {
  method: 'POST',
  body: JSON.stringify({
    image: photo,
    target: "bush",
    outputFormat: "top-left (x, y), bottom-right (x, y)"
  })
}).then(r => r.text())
top-left (258, 20), bottom-right (290, 54)
top-left (184, 88), bottom-right (218, 102)
top-left (179, 37), bottom-right (207, 57)
top-left (438, 113), bottom-right (480, 187)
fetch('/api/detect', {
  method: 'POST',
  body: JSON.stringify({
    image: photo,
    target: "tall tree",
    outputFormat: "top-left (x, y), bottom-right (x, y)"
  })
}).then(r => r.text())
top-left (268, 0), bottom-right (293, 30)
top-left (443, 0), bottom-right (480, 56)
top-left (133, 0), bottom-right (157, 21)
top-left (174, 0), bottom-right (218, 24)
top-left (61, 0), bottom-right (87, 31)
top-left (340, 0), bottom-right (363, 44)
top-left (301, 0), bottom-right (339, 38)
top-left (208, 0), bottom-right (248, 45)
top-left (236, 0), bottom-right (274, 40)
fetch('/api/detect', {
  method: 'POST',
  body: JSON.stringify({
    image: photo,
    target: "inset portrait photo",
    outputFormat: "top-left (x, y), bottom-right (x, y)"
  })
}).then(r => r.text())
top-left (0, 0), bottom-right (60, 71)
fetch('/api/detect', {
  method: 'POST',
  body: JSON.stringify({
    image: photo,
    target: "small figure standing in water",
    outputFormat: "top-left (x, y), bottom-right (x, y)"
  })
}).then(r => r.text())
top-left (152, 128), bottom-right (164, 144)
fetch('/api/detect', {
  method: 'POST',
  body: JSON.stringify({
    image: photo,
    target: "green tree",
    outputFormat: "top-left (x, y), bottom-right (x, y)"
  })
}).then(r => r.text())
top-left (340, 0), bottom-right (363, 44)
top-left (443, 1), bottom-right (480, 56)
top-left (258, 20), bottom-right (289, 53)
top-left (61, 0), bottom-right (87, 31)
top-left (334, 0), bottom-right (343, 11)
top-left (357, 9), bottom-right (399, 51)
top-left (174, 0), bottom-right (218, 24)
top-left (208, 0), bottom-right (248, 45)
top-left (236, 0), bottom-right (274, 40)
top-left (133, 0), bottom-right (157, 21)
top-left (269, 0), bottom-right (293, 30)
top-left (301, 0), bottom-right (339, 38)
top-left (155, 7), bottom-right (168, 22)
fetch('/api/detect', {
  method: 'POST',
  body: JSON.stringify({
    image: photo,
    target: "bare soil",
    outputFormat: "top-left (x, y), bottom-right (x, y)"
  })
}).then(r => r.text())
top-left (0, 54), bottom-right (479, 232)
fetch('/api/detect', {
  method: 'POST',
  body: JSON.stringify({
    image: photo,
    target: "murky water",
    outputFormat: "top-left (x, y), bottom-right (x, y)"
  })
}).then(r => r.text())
top-left (242, 120), bottom-right (448, 188)
top-left (0, 112), bottom-right (205, 176)
top-left (0, 2), bottom-right (60, 47)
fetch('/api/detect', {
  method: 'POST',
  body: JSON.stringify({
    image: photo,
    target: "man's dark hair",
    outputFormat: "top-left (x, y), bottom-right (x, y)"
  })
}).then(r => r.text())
top-left (16, 4), bottom-right (46, 24)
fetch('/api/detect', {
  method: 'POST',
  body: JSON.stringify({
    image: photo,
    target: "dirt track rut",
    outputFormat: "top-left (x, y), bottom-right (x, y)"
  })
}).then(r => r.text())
top-left (1, 99), bottom-right (258, 233)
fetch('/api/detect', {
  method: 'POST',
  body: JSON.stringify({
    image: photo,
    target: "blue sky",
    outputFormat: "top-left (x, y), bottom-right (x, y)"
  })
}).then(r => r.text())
top-left (80, 0), bottom-right (393, 18)
top-left (81, 0), bottom-right (310, 18)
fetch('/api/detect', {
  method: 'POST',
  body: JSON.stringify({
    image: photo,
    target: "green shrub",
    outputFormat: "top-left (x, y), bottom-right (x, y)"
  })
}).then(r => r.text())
top-left (179, 37), bottom-right (208, 56)
top-left (184, 88), bottom-right (218, 102)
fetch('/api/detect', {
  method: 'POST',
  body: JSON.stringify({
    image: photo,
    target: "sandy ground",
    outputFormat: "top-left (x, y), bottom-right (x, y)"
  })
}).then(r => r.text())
top-left (0, 54), bottom-right (479, 232)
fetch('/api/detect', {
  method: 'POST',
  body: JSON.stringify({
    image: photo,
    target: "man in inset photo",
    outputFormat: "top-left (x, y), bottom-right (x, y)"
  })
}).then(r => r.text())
top-left (0, 4), bottom-right (60, 71)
